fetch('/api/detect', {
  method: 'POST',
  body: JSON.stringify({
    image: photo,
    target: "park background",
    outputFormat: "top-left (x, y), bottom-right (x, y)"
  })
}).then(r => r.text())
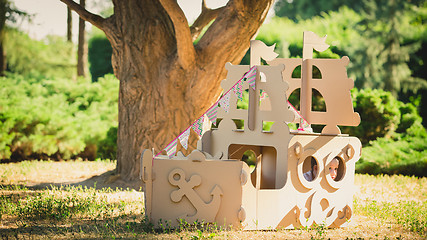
top-left (0, 0), bottom-right (426, 239)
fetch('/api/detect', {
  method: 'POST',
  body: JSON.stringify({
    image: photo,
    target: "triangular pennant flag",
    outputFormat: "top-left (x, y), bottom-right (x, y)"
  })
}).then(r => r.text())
top-left (244, 66), bottom-right (257, 90)
top-left (218, 91), bottom-right (231, 112)
top-left (298, 118), bottom-right (312, 132)
top-left (260, 89), bottom-right (268, 100)
top-left (191, 115), bottom-right (205, 137)
top-left (206, 104), bottom-right (218, 124)
top-left (164, 138), bottom-right (177, 158)
top-left (286, 100), bottom-right (313, 132)
top-left (202, 114), bottom-right (211, 133)
top-left (233, 80), bottom-right (244, 101)
top-left (287, 101), bottom-right (300, 123)
top-left (178, 128), bottom-right (190, 150)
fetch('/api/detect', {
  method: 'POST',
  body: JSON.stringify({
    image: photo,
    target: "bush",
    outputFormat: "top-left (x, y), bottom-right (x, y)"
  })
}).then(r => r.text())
top-left (341, 88), bottom-right (401, 145)
top-left (356, 101), bottom-right (427, 177)
top-left (4, 29), bottom-right (76, 78)
top-left (97, 126), bottom-right (117, 160)
top-left (357, 128), bottom-right (427, 177)
top-left (0, 73), bottom-right (118, 161)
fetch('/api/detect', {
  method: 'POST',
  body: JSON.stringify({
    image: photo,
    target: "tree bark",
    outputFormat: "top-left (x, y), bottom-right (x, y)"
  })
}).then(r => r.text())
top-left (77, 0), bottom-right (87, 77)
top-left (67, 6), bottom-right (72, 42)
top-left (0, 0), bottom-right (7, 76)
top-left (60, 0), bottom-right (274, 181)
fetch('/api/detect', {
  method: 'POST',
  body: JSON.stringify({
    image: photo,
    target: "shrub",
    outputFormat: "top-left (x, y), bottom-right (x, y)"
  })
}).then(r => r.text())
top-left (341, 88), bottom-right (401, 145)
top-left (357, 127), bottom-right (427, 177)
top-left (0, 73), bottom-right (118, 161)
top-left (97, 126), bottom-right (118, 160)
top-left (4, 29), bottom-right (76, 78)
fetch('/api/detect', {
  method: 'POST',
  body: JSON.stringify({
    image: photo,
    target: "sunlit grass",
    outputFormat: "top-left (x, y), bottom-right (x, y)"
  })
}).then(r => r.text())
top-left (0, 161), bottom-right (426, 239)
top-left (0, 159), bottom-right (116, 185)
top-left (354, 174), bottom-right (427, 238)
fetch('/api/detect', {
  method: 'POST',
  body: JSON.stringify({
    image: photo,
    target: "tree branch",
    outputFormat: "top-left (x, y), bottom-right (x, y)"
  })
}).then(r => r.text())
top-left (190, 0), bottom-right (225, 42)
top-left (60, 0), bottom-right (106, 31)
top-left (158, 0), bottom-right (196, 69)
top-left (197, 0), bottom-right (274, 65)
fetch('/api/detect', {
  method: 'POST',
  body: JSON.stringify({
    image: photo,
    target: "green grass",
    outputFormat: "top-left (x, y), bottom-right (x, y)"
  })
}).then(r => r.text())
top-left (1, 161), bottom-right (426, 239)
top-left (355, 199), bottom-right (427, 236)
top-left (354, 174), bottom-right (427, 238)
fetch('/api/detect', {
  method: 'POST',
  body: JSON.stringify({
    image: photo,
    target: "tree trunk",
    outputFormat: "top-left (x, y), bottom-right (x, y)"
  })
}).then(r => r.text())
top-left (77, 0), bottom-right (87, 77)
top-left (67, 6), bottom-right (72, 42)
top-left (61, 0), bottom-right (274, 181)
top-left (0, 0), bottom-right (7, 76)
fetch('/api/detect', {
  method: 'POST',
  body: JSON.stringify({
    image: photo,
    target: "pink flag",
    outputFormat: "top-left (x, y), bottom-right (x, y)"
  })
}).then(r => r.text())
top-left (164, 138), bottom-right (177, 158)
top-left (206, 104), bottom-right (218, 124)
top-left (178, 128), bottom-right (190, 150)
top-left (191, 115), bottom-right (205, 137)
top-left (219, 91), bottom-right (231, 112)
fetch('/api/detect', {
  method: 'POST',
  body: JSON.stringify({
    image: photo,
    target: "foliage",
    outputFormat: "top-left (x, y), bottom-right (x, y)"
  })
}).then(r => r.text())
top-left (351, 0), bottom-right (427, 96)
top-left (0, 73), bottom-right (118, 161)
top-left (341, 88), bottom-right (401, 145)
top-left (357, 126), bottom-right (427, 177)
top-left (256, 5), bottom-right (427, 124)
top-left (274, 0), bottom-right (364, 22)
top-left (88, 28), bottom-right (113, 82)
top-left (97, 126), bottom-right (118, 160)
top-left (4, 29), bottom-right (76, 78)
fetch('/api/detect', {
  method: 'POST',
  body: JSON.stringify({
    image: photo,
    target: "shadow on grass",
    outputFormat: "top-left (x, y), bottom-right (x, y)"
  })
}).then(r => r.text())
top-left (0, 215), bottom-right (154, 239)
top-left (1, 170), bottom-right (143, 191)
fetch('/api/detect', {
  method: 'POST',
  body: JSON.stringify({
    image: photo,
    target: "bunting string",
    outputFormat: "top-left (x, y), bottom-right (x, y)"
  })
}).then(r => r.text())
top-left (153, 65), bottom-right (310, 159)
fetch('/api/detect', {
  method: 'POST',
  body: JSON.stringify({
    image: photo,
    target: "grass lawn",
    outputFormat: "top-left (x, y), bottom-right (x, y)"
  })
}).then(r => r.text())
top-left (0, 160), bottom-right (426, 239)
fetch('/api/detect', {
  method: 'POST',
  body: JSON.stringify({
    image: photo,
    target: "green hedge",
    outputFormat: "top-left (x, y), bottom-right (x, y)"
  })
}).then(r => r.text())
top-left (0, 74), bottom-right (118, 162)
top-left (88, 29), bottom-right (114, 82)
top-left (357, 127), bottom-right (427, 177)
top-left (348, 89), bottom-right (427, 177)
top-left (341, 88), bottom-right (401, 145)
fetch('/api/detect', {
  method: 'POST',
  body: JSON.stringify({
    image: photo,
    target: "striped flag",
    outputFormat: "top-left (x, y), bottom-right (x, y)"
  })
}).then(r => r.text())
top-left (192, 115), bottom-right (205, 137)
top-left (178, 128), bottom-right (190, 150)
top-left (244, 66), bottom-right (257, 90)
top-left (206, 104), bottom-right (218, 124)
top-left (164, 138), bottom-right (177, 158)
